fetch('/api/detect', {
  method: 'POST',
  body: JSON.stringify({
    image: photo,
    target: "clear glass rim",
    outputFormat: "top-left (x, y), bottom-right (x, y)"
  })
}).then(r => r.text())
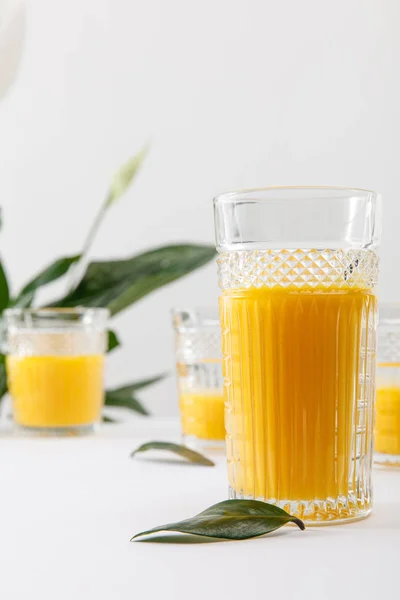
top-left (172, 307), bottom-right (220, 329)
top-left (214, 185), bottom-right (381, 251)
top-left (214, 185), bottom-right (379, 204)
top-left (4, 307), bottom-right (110, 325)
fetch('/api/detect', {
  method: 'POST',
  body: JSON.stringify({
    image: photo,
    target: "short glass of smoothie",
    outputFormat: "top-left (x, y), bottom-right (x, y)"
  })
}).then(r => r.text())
top-left (375, 303), bottom-right (400, 467)
top-left (4, 307), bottom-right (109, 435)
top-left (172, 308), bottom-right (225, 452)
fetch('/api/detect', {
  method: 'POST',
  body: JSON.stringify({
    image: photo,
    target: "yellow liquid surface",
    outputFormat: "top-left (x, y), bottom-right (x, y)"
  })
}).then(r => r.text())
top-left (220, 286), bottom-right (376, 504)
top-left (180, 390), bottom-right (225, 440)
top-left (375, 386), bottom-right (400, 456)
top-left (7, 355), bottom-right (105, 427)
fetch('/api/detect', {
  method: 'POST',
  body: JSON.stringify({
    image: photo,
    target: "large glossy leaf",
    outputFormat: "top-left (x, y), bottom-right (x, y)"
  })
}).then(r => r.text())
top-left (0, 261), bottom-right (10, 313)
top-left (50, 244), bottom-right (216, 316)
top-left (18, 255), bottom-right (81, 297)
top-left (11, 290), bottom-right (35, 308)
top-left (130, 441), bottom-right (214, 466)
top-left (132, 500), bottom-right (305, 542)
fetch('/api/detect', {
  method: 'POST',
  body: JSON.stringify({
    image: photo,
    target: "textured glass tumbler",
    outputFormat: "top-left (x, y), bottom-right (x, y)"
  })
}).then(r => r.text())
top-left (173, 308), bottom-right (225, 451)
top-left (214, 187), bottom-right (381, 524)
top-left (4, 308), bottom-right (109, 435)
top-left (375, 304), bottom-right (400, 467)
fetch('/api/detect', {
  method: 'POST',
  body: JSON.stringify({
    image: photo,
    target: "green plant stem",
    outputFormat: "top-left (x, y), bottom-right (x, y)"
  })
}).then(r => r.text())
top-left (66, 201), bottom-right (108, 294)
top-left (83, 202), bottom-right (109, 259)
top-left (66, 146), bottom-right (148, 294)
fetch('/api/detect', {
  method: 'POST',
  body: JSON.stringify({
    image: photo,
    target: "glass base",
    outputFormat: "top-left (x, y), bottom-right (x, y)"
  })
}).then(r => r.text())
top-left (16, 423), bottom-right (98, 437)
top-left (374, 451), bottom-right (400, 468)
top-left (183, 434), bottom-right (225, 454)
top-left (228, 487), bottom-right (372, 525)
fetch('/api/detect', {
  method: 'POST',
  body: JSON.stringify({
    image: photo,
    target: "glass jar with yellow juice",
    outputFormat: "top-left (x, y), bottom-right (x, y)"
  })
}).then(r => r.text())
top-left (4, 308), bottom-right (109, 434)
top-left (173, 308), bottom-right (225, 451)
top-left (375, 304), bottom-right (400, 467)
top-left (214, 186), bottom-right (381, 524)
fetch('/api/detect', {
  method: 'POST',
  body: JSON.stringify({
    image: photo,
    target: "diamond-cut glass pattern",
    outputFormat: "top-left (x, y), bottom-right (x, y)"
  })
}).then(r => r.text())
top-left (173, 316), bottom-right (224, 450)
top-left (378, 326), bottom-right (400, 363)
top-left (218, 248), bottom-right (379, 291)
top-left (175, 329), bottom-right (222, 363)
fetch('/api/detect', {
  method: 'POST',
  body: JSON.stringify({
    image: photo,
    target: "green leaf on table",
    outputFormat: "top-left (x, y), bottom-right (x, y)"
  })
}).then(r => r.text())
top-left (18, 255), bottom-right (81, 297)
top-left (107, 329), bottom-right (121, 353)
top-left (131, 499), bottom-right (305, 542)
top-left (105, 145), bottom-right (148, 207)
top-left (0, 261), bottom-right (10, 313)
top-left (48, 244), bottom-right (216, 316)
top-left (130, 441), bottom-right (215, 467)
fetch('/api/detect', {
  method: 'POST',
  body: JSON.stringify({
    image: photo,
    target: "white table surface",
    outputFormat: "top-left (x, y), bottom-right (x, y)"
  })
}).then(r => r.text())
top-left (1, 418), bottom-right (399, 600)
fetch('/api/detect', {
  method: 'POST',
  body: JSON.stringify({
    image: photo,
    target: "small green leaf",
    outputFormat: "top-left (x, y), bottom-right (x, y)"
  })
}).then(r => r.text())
top-left (131, 499), bottom-right (305, 542)
top-left (102, 415), bottom-right (119, 423)
top-left (105, 388), bottom-right (149, 416)
top-left (105, 145), bottom-right (148, 207)
top-left (130, 441), bottom-right (215, 467)
top-left (49, 244), bottom-right (216, 317)
top-left (114, 373), bottom-right (166, 393)
top-left (18, 255), bottom-right (81, 297)
top-left (107, 330), bottom-right (121, 353)
top-left (0, 354), bottom-right (8, 404)
top-left (0, 261), bottom-right (10, 313)
top-left (104, 374), bottom-right (166, 415)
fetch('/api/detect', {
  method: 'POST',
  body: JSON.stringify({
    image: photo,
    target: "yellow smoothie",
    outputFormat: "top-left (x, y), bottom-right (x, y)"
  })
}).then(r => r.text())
top-left (7, 354), bottom-right (105, 428)
top-left (220, 285), bottom-right (376, 514)
top-left (375, 383), bottom-right (400, 458)
top-left (180, 390), bottom-right (225, 440)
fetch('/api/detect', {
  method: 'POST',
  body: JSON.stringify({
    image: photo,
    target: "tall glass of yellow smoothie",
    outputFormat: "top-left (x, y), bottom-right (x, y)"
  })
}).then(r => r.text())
top-left (4, 308), bottom-right (109, 435)
top-left (214, 187), bottom-right (381, 524)
top-left (375, 303), bottom-right (400, 467)
top-left (173, 308), bottom-right (225, 451)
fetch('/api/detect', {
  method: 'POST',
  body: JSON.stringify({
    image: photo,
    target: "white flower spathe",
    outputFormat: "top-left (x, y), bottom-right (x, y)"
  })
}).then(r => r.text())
top-left (0, 0), bottom-right (25, 100)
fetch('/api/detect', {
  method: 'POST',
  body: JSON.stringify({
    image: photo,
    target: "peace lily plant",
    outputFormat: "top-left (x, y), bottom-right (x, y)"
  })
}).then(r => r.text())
top-left (0, 1), bottom-right (308, 546)
top-left (0, 148), bottom-right (216, 418)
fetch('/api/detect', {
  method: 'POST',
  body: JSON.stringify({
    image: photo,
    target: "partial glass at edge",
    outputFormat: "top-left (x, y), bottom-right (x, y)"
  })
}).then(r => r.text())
top-left (375, 303), bottom-right (400, 467)
top-left (214, 187), bottom-right (382, 524)
top-left (172, 308), bottom-right (225, 452)
top-left (4, 308), bottom-right (109, 435)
